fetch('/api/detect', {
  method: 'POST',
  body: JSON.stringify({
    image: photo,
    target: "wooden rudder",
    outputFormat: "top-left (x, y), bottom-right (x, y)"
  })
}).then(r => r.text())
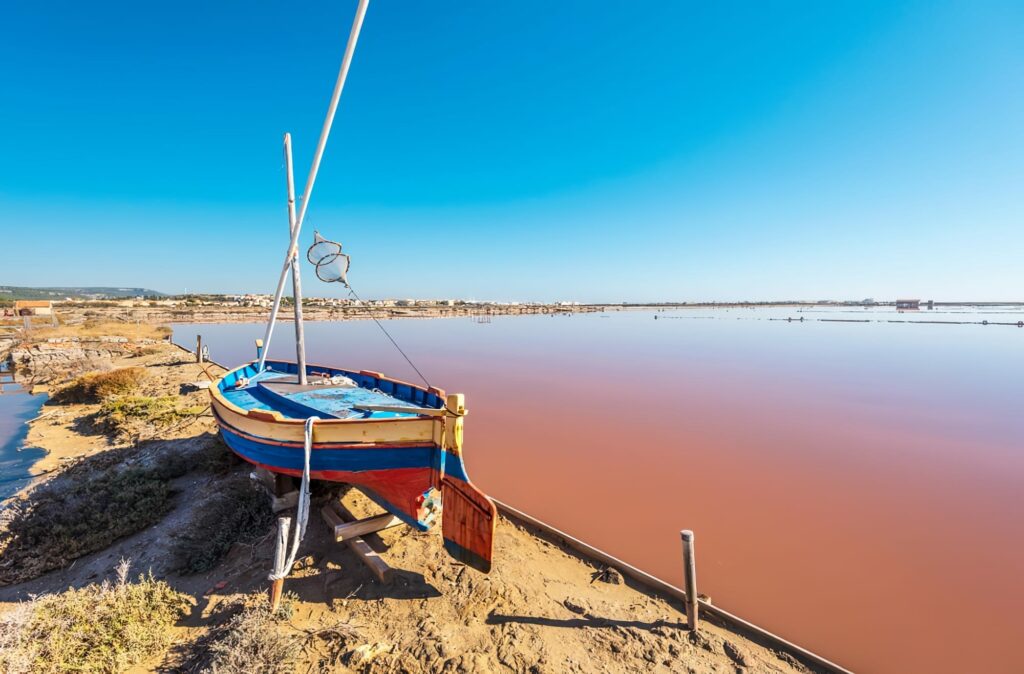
top-left (441, 476), bottom-right (497, 574)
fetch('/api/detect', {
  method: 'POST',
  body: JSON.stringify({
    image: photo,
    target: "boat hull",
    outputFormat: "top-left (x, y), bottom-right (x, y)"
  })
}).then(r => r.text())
top-left (210, 359), bottom-right (496, 572)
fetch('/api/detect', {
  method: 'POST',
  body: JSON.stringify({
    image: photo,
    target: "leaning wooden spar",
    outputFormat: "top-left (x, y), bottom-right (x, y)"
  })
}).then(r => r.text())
top-left (209, 0), bottom-right (496, 573)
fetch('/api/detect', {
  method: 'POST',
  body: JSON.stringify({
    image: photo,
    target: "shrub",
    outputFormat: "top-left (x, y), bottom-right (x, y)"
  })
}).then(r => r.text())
top-left (52, 367), bottom-right (147, 404)
top-left (0, 467), bottom-right (175, 585)
top-left (99, 395), bottom-right (205, 441)
top-left (173, 474), bottom-right (273, 574)
top-left (201, 596), bottom-right (301, 674)
top-left (0, 559), bottom-right (190, 673)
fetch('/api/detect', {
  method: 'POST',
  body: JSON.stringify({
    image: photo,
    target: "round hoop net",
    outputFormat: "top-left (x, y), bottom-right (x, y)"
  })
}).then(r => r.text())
top-left (307, 231), bottom-right (350, 286)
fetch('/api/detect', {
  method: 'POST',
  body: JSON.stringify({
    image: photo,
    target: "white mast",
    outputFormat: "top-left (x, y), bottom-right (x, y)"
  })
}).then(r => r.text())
top-left (257, 0), bottom-right (370, 373)
top-left (283, 133), bottom-right (308, 384)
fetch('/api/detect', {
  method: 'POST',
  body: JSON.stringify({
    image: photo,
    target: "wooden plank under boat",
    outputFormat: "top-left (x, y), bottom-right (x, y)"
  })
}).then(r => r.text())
top-left (209, 358), bottom-right (497, 573)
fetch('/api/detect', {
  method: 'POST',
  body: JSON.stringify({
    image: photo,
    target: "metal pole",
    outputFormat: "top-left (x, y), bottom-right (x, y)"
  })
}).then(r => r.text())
top-left (681, 529), bottom-right (699, 631)
top-left (283, 133), bottom-right (307, 385)
top-left (257, 0), bottom-right (371, 373)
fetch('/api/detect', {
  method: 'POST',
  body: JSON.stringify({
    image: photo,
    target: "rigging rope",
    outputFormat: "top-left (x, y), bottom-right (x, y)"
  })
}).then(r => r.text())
top-left (347, 285), bottom-right (433, 391)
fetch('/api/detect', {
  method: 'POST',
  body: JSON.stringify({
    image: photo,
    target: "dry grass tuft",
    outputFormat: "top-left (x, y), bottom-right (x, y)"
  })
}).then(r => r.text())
top-left (133, 344), bottom-right (167, 357)
top-left (0, 559), bottom-right (190, 674)
top-left (99, 395), bottom-right (206, 441)
top-left (52, 367), bottom-right (147, 404)
top-left (30, 321), bottom-right (172, 341)
top-left (201, 596), bottom-right (302, 674)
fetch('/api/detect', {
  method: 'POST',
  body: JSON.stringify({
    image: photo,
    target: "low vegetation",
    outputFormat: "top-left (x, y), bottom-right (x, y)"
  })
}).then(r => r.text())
top-left (51, 366), bottom-right (147, 403)
top-left (0, 559), bottom-right (190, 674)
top-left (30, 320), bottom-right (172, 341)
top-left (173, 473), bottom-right (274, 574)
top-left (99, 395), bottom-right (206, 441)
top-left (0, 465), bottom-right (180, 585)
top-left (193, 593), bottom-right (358, 674)
top-left (201, 597), bottom-right (302, 674)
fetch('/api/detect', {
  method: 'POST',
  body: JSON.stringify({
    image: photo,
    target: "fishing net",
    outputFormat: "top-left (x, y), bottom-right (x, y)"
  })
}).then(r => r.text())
top-left (307, 231), bottom-right (350, 286)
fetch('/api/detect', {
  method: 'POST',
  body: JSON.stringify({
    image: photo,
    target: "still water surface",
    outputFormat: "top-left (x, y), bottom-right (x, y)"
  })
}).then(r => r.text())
top-left (0, 367), bottom-right (47, 503)
top-left (173, 307), bottom-right (1024, 674)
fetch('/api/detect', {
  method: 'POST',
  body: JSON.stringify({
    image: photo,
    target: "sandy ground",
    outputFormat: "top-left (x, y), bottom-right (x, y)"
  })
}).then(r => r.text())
top-left (0, 332), bottom-right (826, 673)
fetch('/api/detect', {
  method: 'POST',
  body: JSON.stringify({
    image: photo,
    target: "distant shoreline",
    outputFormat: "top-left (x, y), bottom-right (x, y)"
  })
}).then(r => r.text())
top-left (16, 299), bottom-right (1024, 329)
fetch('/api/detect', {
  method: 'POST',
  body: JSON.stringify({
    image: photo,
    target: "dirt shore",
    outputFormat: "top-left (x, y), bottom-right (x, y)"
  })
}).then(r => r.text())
top-left (0, 327), bottom-right (831, 673)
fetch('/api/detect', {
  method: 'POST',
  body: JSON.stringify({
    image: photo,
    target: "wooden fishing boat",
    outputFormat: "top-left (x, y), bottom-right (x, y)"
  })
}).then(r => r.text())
top-left (210, 358), bottom-right (496, 573)
top-left (208, 0), bottom-right (496, 574)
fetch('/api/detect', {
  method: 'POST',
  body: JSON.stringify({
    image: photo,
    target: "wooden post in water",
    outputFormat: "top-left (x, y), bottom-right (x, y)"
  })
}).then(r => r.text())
top-left (270, 516), bottom-right (292, 612)
top-left (681, 529), bottom-right (699, 631)
top-left (196, 335), bottom-right (203, 363)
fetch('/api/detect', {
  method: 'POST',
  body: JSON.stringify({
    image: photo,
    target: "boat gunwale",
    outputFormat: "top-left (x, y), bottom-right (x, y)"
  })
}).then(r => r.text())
top-left (210, 359), bottom-right (449, 427)
top-left (211, 403), bottom-right (438, 450)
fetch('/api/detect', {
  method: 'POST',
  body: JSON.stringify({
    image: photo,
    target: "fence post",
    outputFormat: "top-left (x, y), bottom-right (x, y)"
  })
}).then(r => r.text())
top-left (681, 529), bottom-right (699, 631)
top-left (270, 516), bottom-right (292, 612)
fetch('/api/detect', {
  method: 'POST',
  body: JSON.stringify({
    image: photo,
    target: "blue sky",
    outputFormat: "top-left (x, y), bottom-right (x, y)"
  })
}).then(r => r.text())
top-left (1, 1), bottom-right (1021, 301)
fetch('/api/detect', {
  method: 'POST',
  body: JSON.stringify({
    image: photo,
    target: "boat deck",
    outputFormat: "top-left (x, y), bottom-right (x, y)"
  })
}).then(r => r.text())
top-left (221, 369), bottom-right (425, 420)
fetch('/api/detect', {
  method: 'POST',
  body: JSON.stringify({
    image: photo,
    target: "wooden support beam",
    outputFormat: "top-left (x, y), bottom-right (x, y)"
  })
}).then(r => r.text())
top-left (320, 503), bottom-right (345, 532)
top-left (319, 502), bottom-right (393, 584)
top-left (344, 532), bottom-right (392, 585)
top-left (273, 473), bottom-right (296, 497)
top-left (329, 512), bottom-right (403, 542)
top-left (272, 490), bottom-right (299, 513)
top-left (253, 469), bottom-right (299, 512)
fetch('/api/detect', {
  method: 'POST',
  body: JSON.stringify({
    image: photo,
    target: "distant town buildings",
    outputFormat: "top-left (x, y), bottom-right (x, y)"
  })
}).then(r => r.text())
top-left (12, 300), bottom-right (53, 316)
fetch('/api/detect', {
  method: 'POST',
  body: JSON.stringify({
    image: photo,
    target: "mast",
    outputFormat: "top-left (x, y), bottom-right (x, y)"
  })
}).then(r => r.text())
top-left (284, 133), bottom-right (308, 384)
top-left (257, 0), bottom-right (370, 373)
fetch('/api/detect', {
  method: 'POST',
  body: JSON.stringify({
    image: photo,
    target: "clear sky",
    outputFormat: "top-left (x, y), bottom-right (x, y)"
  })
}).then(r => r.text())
top-left (1, 1), bottom-right (1021, 302)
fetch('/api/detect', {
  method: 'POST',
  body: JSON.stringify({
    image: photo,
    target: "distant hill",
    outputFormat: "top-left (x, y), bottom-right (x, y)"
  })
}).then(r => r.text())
top-left (0, 286), bottom-right (166, 301)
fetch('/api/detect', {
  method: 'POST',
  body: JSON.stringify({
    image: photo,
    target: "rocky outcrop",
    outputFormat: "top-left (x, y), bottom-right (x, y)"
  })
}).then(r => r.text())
top-left (8, 340), bottom-right (141, 383)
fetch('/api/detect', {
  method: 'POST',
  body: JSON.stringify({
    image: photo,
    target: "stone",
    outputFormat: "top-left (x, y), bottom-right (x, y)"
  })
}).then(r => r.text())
top-left (563, 598), bottom-right (587, 615)
top-left (723, 640), bottom-right (749, 666)
top-left (344, 641), bottom-right (391, 665)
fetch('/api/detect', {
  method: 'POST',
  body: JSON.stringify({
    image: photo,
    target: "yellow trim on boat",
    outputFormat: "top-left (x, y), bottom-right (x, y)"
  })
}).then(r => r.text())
top-left (209, 363), bottom-right (440, 445)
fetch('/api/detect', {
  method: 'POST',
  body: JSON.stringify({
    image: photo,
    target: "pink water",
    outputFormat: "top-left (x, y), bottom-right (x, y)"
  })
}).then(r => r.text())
top-left (174, 308), bottom-right (1024, 673)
